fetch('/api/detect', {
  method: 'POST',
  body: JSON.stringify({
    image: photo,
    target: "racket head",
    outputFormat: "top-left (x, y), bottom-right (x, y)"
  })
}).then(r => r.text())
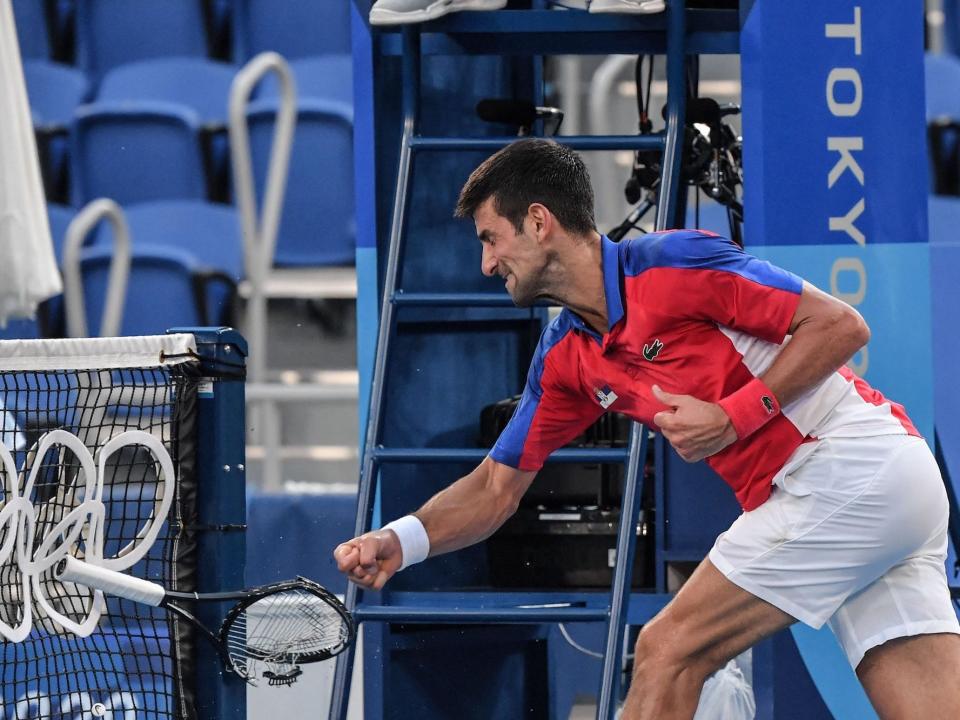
top-left (218, 577), bottom-right (355, 685)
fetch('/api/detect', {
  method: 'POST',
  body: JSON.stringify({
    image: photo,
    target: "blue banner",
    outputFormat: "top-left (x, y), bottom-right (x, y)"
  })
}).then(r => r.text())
top-left (742, 1), bottom-right (932, 440)
top-left (742, 2), bottom-right (928, 247)
top-left (742, 3), bottom-right (933, 712)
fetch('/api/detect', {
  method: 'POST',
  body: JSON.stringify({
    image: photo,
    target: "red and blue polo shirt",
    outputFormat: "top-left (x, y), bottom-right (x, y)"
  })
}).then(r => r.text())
top-left (489, 231), bottom-right (919, 511)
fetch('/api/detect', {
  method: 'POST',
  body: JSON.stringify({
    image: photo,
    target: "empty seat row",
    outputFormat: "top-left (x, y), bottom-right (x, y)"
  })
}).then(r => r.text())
top-left (22, 55), bottom-right (355, 270)
top-left (24, 54), bottom-right (352, 127)
top-left (0, 200), bottom-right (242, 341)
top-left (13, 0), bottom-right (350, 77)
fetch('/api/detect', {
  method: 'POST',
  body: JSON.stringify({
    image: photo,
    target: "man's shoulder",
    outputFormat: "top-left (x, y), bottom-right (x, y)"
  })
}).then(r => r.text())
top-left (619, 229), bottom-right (734, 277)
top-left (525, 313), bottom-right (581, 388)
top-left (538, 311), bottom-right (578, 354)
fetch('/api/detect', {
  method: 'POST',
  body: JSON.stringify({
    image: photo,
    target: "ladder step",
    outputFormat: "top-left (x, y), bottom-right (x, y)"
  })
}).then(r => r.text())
top-left (352, 592), bottom-right (674, 625)
top-left (355, 605), bottom-right (609, 623)
top-left (372, 447), bottom-right (629, 463)
top-left (410, 134), bottom-right (665, 152)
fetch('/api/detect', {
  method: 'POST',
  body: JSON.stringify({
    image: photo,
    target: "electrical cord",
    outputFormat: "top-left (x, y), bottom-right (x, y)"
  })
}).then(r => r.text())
top-left (558, 623), bottom-right (635, 661)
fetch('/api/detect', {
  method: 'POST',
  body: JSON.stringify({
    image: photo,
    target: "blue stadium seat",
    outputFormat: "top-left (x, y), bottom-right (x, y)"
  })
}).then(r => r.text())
top-left (256, 54), bottom-right (353, 105)
top-left (0, 318), bottom-right (42, 341)
top-left (47, 202), bottom-right (77, 262)
top-left (97, 58), bottom-right (236, 125)
top-left (24, 61), bottom-right (90, 203)
top-left (23, 60), bottom-right (89, 127)
top-left (40, 203), bottom-right (78, 337)
top-left (74, 0), bottom-right (210, 78)
top-left (12, 0), bottom-right (52, 59)
top-left (97, 59), bottom-right (238, 200)
top-left (93, 200), bottom-right (242, 325)
top-left (232, 0), bottom-right (351, 61)
top-left (78, 244), bottom-right (205, 336)
top-left (70, 101), bottom-right (208, 206)
top-left (247, 98), bottom-right (355, 266)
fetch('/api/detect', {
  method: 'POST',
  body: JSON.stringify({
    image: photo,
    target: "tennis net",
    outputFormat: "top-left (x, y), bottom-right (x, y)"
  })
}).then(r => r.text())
top-left (0, 333), bottom-right (240, 720)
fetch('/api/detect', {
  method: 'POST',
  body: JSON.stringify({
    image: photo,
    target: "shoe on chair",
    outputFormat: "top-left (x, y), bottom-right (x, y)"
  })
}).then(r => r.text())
top-left (588, 0), bottom-right (665, 13)
top-left (370, 0), bottom-right (507, 26)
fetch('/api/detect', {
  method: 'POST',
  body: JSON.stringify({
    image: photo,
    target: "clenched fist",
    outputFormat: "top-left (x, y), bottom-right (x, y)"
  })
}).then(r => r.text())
top-left (333, 529), bottom-right (403, 590)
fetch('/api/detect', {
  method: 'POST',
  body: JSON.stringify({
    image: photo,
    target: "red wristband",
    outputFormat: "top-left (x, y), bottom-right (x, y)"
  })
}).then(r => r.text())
top-left (717, 377), bottom-right (780, 440)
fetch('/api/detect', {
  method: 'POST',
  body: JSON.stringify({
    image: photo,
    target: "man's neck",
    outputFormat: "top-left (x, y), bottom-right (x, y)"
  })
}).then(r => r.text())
top-left (543, 231), bottom-right (608, 335)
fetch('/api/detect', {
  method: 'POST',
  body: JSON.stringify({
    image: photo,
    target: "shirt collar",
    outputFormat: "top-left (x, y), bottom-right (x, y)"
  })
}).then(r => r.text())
top-left (601, 234), bottom-right (624, 332)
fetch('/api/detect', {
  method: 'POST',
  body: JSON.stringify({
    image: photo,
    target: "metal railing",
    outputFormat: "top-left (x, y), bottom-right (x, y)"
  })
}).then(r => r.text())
top-left (62, 198), bottom-right (131, 338)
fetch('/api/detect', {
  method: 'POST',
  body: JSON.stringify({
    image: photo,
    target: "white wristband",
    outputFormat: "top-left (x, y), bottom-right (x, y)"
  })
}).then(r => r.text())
top-left (381, 515), bottom-right (430, 570)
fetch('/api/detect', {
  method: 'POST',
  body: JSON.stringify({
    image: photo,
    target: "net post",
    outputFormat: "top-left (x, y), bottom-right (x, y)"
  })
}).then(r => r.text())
top-left (171, 326), bottom-right (248, 719)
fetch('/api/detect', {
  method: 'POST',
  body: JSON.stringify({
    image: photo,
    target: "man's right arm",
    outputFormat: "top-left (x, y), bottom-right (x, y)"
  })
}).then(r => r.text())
top-left (333, 457), bottom-right (536, 590)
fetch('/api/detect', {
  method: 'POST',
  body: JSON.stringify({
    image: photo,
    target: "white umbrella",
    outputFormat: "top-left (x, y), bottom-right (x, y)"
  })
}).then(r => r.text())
top-left (0, 0), bottom-right (61, 327)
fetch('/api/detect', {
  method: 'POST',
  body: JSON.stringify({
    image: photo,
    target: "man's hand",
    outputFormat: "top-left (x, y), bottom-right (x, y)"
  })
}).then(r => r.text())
top-left (651, 385), bottom-right (739, 462)
top-left (333, 529), bottom-right (404, 590)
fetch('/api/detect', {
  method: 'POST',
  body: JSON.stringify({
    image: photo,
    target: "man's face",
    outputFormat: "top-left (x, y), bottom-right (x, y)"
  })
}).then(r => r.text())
top-left (474, 198), bottom-right (547, 307)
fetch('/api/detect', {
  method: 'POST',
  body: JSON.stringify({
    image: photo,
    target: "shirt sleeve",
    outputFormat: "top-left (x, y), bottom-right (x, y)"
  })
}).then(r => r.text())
top-left (489, 326), bottom-right (604, 471)
top-left (642, 231), bottom-right (803, 344)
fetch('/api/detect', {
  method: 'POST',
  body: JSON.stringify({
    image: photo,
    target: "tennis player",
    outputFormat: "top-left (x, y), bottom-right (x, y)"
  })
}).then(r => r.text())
top-left (334, 139), bottom-right (960, 719)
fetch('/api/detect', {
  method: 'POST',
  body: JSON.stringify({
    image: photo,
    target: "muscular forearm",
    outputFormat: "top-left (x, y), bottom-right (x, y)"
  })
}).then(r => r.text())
top-left (413, 457), bottom-right (535, 557)
top-left (762, 282), bottom-right (870, 407)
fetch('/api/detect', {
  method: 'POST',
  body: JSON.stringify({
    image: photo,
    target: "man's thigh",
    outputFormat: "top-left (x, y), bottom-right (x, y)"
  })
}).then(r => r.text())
top-left (642, 557), bottom-right (795, 672)
top-left (856, 633), bottom-right (960, 720)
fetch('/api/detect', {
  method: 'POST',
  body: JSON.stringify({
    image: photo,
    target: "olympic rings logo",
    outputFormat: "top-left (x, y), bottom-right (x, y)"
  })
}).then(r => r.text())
top-left (0, 429), bottom-right (175, 642)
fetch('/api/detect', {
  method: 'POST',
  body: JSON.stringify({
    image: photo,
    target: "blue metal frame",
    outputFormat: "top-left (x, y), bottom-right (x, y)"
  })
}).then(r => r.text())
top-left (376, 8), bottom-right (738, 56)
top-left (332, 2), bottom-right (699, 718)
top-left (168, 327), bottom-right (247, 720)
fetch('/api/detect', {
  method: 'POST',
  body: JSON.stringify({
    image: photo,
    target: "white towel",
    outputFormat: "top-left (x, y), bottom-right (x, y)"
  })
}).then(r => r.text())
top-left (0, 0), bottom-right (62, 327)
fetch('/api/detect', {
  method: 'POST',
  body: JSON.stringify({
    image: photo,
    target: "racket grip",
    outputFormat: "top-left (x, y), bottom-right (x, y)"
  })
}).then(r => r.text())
top-left (56, 556), bottom-right (166, 607)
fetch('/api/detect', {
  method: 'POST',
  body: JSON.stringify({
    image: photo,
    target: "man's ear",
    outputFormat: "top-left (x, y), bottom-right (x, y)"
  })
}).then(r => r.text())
top-left (527, 203), bottom-right (552, 241)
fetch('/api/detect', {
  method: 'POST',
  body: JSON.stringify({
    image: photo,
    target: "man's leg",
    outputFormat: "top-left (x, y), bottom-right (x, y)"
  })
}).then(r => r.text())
top-left (856, 633), bottom-right (960, 719)
top-left (621, 557), bottom-right (795, 720)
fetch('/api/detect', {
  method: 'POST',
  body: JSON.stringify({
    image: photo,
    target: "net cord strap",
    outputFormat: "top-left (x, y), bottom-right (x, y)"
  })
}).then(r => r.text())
top-left (0, 334), bottom-right (199, 371)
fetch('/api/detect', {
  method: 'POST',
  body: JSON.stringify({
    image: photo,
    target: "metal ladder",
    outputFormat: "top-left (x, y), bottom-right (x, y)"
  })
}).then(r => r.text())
top-left (331, 3), bottom-right (690, 718)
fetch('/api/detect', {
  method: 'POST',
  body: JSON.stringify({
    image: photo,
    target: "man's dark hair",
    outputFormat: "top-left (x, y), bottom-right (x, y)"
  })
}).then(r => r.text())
top-left (454, 138), bottom-right (596, 235)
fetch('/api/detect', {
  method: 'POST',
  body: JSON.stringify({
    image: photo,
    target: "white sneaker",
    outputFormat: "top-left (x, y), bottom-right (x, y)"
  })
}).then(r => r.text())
top-left (370, 0), bottom-right (507, 26)
top-left (589, 0), bottom-right (665, 13)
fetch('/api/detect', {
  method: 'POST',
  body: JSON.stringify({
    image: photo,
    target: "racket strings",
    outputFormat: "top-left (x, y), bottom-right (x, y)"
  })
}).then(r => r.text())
top-left (223, 587), bottom-right (350, 682)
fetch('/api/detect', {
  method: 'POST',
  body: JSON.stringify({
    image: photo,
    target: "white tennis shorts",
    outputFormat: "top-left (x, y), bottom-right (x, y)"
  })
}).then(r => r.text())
top-left (709, 434), bottom-right (960, 668)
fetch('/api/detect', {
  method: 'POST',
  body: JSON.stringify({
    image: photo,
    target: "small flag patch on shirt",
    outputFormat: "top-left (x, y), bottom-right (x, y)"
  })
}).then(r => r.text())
top-left (594, 385), bottom-right (618, 409)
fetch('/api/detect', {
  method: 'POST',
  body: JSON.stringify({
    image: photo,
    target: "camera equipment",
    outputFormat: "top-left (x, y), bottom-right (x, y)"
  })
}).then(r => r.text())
top-left (479, 396), bottom-right (655, 590)
top-left (608, 56), bottom-right (744, 245)
top-left (476, 98), bottom-right (565, 137)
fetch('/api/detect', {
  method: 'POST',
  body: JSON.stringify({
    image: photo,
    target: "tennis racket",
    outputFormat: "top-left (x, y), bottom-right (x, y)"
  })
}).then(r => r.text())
top-left (56, 556), bottom-right (355, 687)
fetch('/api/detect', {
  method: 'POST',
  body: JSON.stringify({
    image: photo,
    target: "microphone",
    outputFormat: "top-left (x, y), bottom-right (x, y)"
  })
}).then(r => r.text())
top-left (476, 99), bottom-right (565, 136)
top-left (661, 97), bottom-right (722, 127)
top-left (476, 99), bottom-right (538, 128)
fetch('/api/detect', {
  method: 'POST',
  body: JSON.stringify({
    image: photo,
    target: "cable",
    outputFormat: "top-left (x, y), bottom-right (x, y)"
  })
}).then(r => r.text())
top-left (558, 623), bottom-right (635, 661)
top-left (558, 623), bottom-right (604, 658)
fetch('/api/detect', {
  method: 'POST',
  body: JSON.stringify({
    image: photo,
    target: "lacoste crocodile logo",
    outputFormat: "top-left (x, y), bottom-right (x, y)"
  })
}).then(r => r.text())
top-left (642, 339), bottom-right (663, 361)
top-left (762, 395), bottom-right (775, 414)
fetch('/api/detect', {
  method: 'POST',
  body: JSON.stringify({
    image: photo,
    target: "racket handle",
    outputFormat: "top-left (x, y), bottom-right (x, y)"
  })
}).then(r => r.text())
top-left (56, 556), bottom-right (166, 607)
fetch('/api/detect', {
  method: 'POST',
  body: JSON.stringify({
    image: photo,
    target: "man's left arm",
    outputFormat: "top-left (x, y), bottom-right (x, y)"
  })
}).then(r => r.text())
top-left (755, 280), bottom-right (869, 406)
top-left (653, 281), bottom-right (869, 461)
